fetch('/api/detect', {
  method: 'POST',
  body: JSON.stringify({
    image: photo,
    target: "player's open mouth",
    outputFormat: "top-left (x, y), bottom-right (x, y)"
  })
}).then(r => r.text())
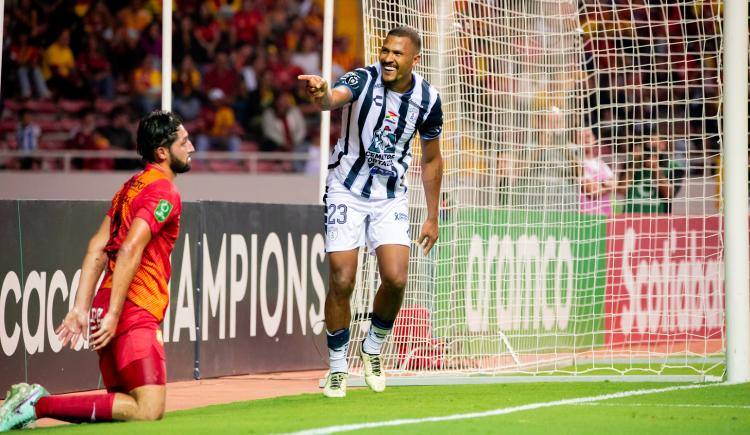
top-left (383, 65), bottom-right (397, 72)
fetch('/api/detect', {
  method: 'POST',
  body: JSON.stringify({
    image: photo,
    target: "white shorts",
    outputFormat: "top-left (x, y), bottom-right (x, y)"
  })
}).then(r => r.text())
top-left (324, 176), bottom-right (411, 253)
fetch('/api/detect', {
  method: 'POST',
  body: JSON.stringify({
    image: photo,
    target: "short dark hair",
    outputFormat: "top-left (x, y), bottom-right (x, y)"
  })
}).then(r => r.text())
top-left (136, 110), bottom-right (182, 163)
top-left (387, 26), bottom-right (421, 53)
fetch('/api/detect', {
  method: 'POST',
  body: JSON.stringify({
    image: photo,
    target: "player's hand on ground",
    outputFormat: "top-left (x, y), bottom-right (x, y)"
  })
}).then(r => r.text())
top-left (56, 308), bottom-right (88, 349)
top-left (417, 218), bottom-right (439, 256)
top-left (89, 312), bottom-right (119, 351)
top-left (298, 75), bottom-right (328, 98)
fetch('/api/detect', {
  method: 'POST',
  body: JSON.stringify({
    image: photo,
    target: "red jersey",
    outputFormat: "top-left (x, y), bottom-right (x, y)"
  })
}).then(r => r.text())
top-left (101, 164), bottom-right (182, 321)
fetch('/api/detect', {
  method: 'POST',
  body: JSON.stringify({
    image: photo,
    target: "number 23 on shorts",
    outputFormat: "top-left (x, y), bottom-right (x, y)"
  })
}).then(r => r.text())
top-left (327, 203), bottom-right (348, 225)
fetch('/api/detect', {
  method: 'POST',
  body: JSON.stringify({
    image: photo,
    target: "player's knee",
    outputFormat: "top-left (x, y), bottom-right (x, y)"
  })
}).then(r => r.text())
top-left (329, 271), bottom-right (356, 295)
top-left (381, 274), bottom-right (407, 292)
top-left (117, 400), bottom-right (140, 421)
top-left (137, 404), bottom-right (165, 421)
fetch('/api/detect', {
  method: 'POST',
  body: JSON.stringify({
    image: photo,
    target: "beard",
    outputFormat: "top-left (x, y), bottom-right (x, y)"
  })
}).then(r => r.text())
top-left (169, 152), bottom-right (191, 174)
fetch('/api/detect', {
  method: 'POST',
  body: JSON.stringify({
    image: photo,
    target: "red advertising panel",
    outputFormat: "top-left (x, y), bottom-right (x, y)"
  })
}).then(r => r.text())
top-left (605, 215), bottom-right (724, 353)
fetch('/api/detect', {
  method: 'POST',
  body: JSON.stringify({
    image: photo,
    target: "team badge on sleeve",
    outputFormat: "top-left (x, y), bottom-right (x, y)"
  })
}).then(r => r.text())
top-left (342, 72), bottom-right (360, 87)
top-left (154, 199), bottom-right (174, 222)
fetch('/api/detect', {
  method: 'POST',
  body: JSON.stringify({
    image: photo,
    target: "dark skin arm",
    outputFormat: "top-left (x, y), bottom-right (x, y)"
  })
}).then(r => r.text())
top-left (417, 136), bottom-right (443, 255)
top-left (298, 74), bottom-right (353, 111)
top-left (89, 217), bottom-right (152, 351)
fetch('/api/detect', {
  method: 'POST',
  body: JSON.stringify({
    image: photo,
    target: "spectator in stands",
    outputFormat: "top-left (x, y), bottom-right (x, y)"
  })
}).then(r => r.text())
top-left (42, 30), bottom-right (87, 99)
top-left (230, 0), bottom-right (264, 47)
top-left (267, 46), bottom-right (304, 91)
top-left (291, 34), bottom-right (321, 76)
top-left (283, 16), bottom-right (306, 53)
top-left (619, 136), bottom-right (678, 214)
top-left (207, 0), bottom-right (241, 19)
top-left (578, 127), bottom-right (616, 217)
top-left (203, 51), bottom-right (239, 101)
top-left (652, 135), bottom-right (686, 213)
top-left (173, 14), bottom-right (201, 65)
top-left (194, 3), bottom-right (224, 62)
top-left (77, 36), bottom-right (115, 99)
top-left (138, 22), bottom-right (163, 65)
top-left (261, 90), bottom-right (306, 154)
top-left (83, 2), bottom-right (115, 43)
top-left (173, 56), bottom-right (203, 121)
top-left (332, 35), bottom-right (356, 79)
top-left (131, 55), bottom-right (162, 116)
top-left (10, 32), bottom-right (52, 99)
top-left (100, 106), bottom-right (139, 170)
top-left (117, 0), bottom-right (153, 37)
top-left (196, 88), bottom-right (242, 152)
top-left (66, 108), bottom-right (114, 170)
top-left (302, 0), bottom-right (324, 37)
top-left (237, 53), bottom-right (269, 137)
top-left (506, 106), bottom-right (580, 211)
top-left (303, 128), bottom-right (320, 176)
top-left (108, 8), bottom-right (141, 79)
top-left (13, 0), bottom-right (47, 42)
top-left (15, 109), bottom-right (42, 170)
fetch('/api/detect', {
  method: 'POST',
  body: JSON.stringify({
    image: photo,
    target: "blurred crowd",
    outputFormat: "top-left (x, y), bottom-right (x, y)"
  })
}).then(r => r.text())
top-left (450, 0), bottom-right (731, 215)
top-left (1, 0), bottom-right (359, 172)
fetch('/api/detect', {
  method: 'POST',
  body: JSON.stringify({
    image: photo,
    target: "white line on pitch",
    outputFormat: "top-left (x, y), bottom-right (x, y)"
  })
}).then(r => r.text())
top-left (576, 403), bottom-right (750, 410)
top-left (283, 383), bottom-right (726, 435)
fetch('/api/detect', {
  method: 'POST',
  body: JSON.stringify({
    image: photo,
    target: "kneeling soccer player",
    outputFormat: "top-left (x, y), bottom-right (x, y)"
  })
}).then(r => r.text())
top-left (0, 111), bottom-right (194, 430)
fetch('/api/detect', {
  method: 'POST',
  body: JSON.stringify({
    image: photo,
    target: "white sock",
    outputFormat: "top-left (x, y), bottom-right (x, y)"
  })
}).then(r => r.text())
top-left (362, 320), bottom-right (391, 355)
top-left (327, 329), bottom-right (350, 373)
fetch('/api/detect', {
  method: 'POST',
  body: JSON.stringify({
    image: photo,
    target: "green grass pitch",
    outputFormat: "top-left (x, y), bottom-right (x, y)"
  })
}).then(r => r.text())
top-left (32, 382), bottom-right (750, 434)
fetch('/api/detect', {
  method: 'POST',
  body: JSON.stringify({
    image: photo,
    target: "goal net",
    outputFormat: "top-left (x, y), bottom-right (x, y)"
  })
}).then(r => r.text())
top-left (347, 0), bottom-right (725, 382)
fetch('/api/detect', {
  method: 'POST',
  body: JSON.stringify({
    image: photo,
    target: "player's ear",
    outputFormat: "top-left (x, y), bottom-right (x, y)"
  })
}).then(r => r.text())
top-left (154, 145), bottom-right (169, 162)
top-left (412, 52), bottom-right (421, 67)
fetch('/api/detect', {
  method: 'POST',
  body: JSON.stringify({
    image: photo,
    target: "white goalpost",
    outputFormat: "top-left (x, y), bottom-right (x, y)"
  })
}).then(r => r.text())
top-left (336, 0), bottom-right (746, 385)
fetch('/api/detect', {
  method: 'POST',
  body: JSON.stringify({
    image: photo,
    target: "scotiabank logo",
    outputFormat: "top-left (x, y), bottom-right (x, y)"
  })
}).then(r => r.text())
top-left (605, 216), bottom-right (724, 346)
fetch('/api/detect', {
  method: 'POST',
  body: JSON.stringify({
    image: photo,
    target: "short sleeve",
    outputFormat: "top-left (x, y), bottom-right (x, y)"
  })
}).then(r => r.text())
top-left (133, 180), bottom-right (181, 235)
top-left (418, 94), bottom-right (443, 140)
top-left (333, 69), bottom-right (369, 101)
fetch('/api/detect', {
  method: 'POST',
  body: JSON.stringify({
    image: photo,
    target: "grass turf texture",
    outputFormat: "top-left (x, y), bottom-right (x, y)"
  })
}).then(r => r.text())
top-left (32, 382), bottom-right (750, 434)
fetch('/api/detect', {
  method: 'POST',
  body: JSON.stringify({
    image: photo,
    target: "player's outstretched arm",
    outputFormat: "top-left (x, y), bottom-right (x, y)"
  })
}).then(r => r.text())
top-left (89, 217), bottom-right (152, 351)
top-left (417, 137), bottom-right (443, 256)
top-left (298, 74), bottom-right (353, 111)
top-left (57, 216), bottom-right (110, 349)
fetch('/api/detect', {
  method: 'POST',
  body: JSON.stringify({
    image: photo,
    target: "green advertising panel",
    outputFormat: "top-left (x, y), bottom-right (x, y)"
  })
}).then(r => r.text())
top-left (432, 208), bottom-right (607, 356)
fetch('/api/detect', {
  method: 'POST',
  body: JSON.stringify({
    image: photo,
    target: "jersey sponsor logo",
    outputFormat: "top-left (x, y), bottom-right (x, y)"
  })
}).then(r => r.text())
top-left (154, 199), bottom-right (173, 222)
top-left (366, 129), bottom-right (397, 177)
top-left (374, 95), bottom-right (383, 106)
top-left (394, 212), bottom-right (408, 222)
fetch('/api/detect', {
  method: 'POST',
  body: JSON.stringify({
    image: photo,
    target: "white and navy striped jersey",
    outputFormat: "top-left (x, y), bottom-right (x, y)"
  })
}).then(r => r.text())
top-left (327, 63), bottom-right (443, 199)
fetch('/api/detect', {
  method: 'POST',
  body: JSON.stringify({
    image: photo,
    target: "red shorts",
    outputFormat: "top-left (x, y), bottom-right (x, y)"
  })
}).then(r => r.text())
top-left (90, 288), bottom-right (166, 393)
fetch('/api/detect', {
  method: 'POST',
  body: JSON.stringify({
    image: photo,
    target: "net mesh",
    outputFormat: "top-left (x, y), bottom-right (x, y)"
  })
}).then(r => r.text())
top-left (347, 0), bottom-right (725, 379)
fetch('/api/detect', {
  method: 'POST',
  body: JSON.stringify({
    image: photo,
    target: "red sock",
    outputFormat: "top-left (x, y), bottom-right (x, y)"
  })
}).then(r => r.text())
top-left (35, 393), bottom-right (115, 423)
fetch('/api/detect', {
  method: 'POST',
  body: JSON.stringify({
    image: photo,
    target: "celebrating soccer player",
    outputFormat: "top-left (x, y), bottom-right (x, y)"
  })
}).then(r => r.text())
top-left (299, 26), bottom-right (443, 397)
top-left (0, 111), bottom-right (194, 430)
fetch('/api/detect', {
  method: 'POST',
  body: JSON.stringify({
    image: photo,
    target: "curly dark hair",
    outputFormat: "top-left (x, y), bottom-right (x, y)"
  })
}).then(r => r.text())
top-left (136, 110), bottom-right (183, 163)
